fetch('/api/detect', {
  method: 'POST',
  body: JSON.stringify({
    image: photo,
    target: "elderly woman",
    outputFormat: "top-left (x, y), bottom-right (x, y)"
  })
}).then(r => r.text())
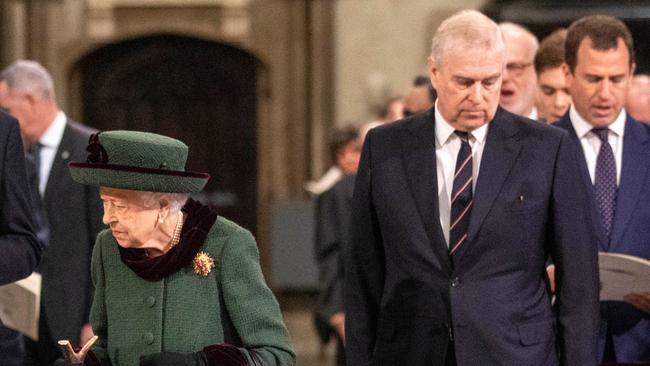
top-left (63, 131), bottom-right (295, 366)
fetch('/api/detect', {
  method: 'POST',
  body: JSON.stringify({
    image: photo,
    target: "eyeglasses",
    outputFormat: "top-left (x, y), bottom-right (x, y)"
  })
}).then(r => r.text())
top-left (506, 62), bottom-right (533, 76)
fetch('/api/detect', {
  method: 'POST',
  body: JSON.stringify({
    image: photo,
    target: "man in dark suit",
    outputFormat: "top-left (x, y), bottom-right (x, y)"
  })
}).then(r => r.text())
top-left (0, 110), bottom-right (43, 365)
top-left (345, 10), bottom-right (599, 366)
top-left (556, 15), bottom-right (650, 362)
top-left (0, 110), bottom-right (41, 284)
top-left (0, 60), bottom-right (104, 365)
top-left (316, 173), bottom-right (355, 366)
top-left (314, 125), bottom-right (361, 366)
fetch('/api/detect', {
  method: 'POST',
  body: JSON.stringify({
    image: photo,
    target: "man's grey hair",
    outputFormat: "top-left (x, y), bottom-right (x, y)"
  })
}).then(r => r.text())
top-left (499, 22), bottom-right (539, 58)
top-left (430, 10), bottom-right (505, 67)
top-left (138, 191), bottom-right (189, 214)
top-left (0, 60), bottom-right (56, 101)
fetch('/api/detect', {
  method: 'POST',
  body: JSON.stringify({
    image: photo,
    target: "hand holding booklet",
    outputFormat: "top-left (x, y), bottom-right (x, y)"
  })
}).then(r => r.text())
top-left (0, 272), bottom-right (41, 340)
top-left (599, 252), bottom-right (650, 301)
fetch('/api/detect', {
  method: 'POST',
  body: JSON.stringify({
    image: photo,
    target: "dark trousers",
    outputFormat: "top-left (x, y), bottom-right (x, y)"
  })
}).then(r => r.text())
top-left (335, 335), bottom-right (345, 366)
top-left (446, 340), bottom-right (457, 366)
top-left (23, 314), bottom-right (61, 366)
top-left (0, 325), bottom-right (24, 366)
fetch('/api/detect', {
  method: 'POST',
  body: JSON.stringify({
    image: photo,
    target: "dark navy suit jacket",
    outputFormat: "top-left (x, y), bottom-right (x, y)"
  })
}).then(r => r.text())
top-left (346, 107), bottom-right (600, 366)
top-left (556, 113), bottom-right (650, 362)
top-left (0, 111), bottom-right (41, 285)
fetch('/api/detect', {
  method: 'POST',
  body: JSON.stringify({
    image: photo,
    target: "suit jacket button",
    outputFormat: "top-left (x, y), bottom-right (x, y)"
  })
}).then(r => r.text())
top-left (146, 296), bottom-right (156, 307)
top-left (450, 277), bottom-right (460, 287)
top-left (143, 332), bottom-right (154, 345)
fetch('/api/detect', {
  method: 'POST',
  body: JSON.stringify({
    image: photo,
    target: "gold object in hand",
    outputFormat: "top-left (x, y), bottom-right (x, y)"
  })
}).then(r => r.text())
top-left (58, 335), bottom-right (98, 363)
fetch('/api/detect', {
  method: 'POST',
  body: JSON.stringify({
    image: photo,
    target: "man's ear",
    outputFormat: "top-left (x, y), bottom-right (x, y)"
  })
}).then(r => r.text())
top-left (24, 93), bottom-right (38, 107)
top-left (562, 63), bottom-right (573, 89)
top-left (428, 56), bottom-right (439, 89)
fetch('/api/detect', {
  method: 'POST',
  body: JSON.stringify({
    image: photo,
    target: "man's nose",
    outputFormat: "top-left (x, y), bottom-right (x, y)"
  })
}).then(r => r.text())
top-left (468, 83), bottom-right (482, 103)
top-left (554, 92), bottom-right (571, 108)
top-left (597, 79), bottom-right (613, 100)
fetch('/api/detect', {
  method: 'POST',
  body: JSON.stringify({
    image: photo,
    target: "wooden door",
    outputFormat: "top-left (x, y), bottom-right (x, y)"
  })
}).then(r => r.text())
top-left (73, 34), bottom-right (259, 234)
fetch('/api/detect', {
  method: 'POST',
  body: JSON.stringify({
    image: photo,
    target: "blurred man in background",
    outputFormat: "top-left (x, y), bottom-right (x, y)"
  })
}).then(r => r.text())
top-left (314, 124), bottom-right (361, 366)
top-left (534, 29), bottom-right (572, 123)
top-left (626, 73), bottom-right (650, 123)
top-left (499, 22), bottom-right (539, 119)
top-left (0, 60), bottom-right (104, 365)
top-left (403, 75), bottom-right (436, 117)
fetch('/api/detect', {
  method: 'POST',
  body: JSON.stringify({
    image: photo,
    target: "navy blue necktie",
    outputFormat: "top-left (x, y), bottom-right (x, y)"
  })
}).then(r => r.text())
top-left (592, 128), bottom-right (617, 241)
top-left (449, 131), bottom-right (473, 255)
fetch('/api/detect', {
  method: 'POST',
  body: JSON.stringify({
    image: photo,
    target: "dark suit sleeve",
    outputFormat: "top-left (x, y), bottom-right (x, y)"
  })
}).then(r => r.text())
top-left (548, 131), bottom-right (600, 365)
top-left (315, 188), bottom-right (344, 320)
top-left (0, 117), bottom-right (41, 285)
top-left (345, 133), bottom-right (385, 365)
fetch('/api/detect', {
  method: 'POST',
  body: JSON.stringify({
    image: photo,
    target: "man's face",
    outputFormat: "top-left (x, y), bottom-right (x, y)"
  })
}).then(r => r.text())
top-left (566, 37), bottom-right (634, 128)
top-left (500, 35), bottom-right (538, 116)
top-left (0, 81), bottom-right (37, 141)
top-left (536, 66), bottom-right (572, 123)
top-left (336, 141), bottom-right (361, 175)
top-left (403, 86), bottom-right (433, 117)
top-left (430, 49), bottom-right (503, 131)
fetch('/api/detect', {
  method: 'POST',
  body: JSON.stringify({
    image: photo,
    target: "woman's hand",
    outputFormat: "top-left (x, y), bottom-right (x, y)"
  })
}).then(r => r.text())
top-left (140, 351), bottom-right (208, 366)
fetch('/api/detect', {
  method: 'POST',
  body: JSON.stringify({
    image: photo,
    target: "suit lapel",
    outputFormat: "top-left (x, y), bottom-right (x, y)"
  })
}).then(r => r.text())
top-left (44, 122), bottom-right (73, 202)
top-left (465, 109), bottom-right (522, 247)
top-left (610, 117), bottom-right (649, 248)
top-left (557, 115), bottom-right (618, 251)
top-left (402, 110), bottom-right (452, 272)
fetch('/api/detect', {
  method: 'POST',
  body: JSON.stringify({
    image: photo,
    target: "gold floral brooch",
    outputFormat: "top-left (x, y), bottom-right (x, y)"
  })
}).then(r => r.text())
top-left (192, 251), bottom-right (215, 276)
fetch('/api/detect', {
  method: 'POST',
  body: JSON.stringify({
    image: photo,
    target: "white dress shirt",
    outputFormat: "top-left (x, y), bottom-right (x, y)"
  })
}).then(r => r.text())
top-left (569, 105), bottom-right (625, 185)
top-left (435, 104), bottom-right (488, 246)
top-left (528, 107), bottom-right (538, 121)
top-left (37, 111), bottom-right (67, 195)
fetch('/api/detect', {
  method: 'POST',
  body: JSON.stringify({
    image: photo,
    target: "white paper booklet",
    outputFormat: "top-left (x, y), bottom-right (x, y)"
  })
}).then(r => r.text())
top-left (599, 252), bottom-right (650, 301)
top-left (0, 272), bottom-right (41, 340)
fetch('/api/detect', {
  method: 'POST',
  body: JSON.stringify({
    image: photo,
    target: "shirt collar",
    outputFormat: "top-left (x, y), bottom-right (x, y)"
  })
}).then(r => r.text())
top-left (39, 111), bottom-right (66, 149)
top-left (528, 107), bottom-right (538, 121)
top-left (434, 101), bottom-right (489, 146)
top-left (569, 105), bottom-right (626, 139)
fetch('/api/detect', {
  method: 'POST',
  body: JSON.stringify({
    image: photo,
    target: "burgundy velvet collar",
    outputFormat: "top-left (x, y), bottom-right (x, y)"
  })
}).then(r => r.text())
top-left (118, 198), bottom-right (218, 281)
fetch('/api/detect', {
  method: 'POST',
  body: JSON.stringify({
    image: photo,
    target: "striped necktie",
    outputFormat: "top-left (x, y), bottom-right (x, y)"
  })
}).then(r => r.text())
top-left (449, 131), bottom-right (473, 255)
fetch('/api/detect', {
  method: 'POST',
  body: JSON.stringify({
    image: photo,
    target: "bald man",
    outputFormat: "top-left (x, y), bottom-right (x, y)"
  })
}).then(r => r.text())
top-left (626, 74), bottom-right (650, 123)
top-left (499, 23), bottom-right (540, 119)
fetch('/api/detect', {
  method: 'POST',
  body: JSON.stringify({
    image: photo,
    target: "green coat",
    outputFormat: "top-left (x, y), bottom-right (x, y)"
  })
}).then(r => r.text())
top-left (89, 217), bottom-right (295, 366)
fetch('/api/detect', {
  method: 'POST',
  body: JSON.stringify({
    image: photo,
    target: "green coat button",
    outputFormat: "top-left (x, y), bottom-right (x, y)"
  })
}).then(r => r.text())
top-left (146, 296), bottom-right (156, 307)
top-left (143, 332), bottom-right (154, 345)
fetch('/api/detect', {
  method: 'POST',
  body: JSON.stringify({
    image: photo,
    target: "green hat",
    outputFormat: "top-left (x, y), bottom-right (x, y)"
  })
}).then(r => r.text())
top-left (69, 130), bottom-right (209, 193)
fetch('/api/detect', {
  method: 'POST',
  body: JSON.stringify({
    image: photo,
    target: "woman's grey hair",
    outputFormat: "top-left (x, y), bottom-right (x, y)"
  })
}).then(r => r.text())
top-left (138, 191), bottom-right (189, 214)
top-left (0, 60), bottom-right (56, 101)
top-left (430, 10), bottom-right (505, 67)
